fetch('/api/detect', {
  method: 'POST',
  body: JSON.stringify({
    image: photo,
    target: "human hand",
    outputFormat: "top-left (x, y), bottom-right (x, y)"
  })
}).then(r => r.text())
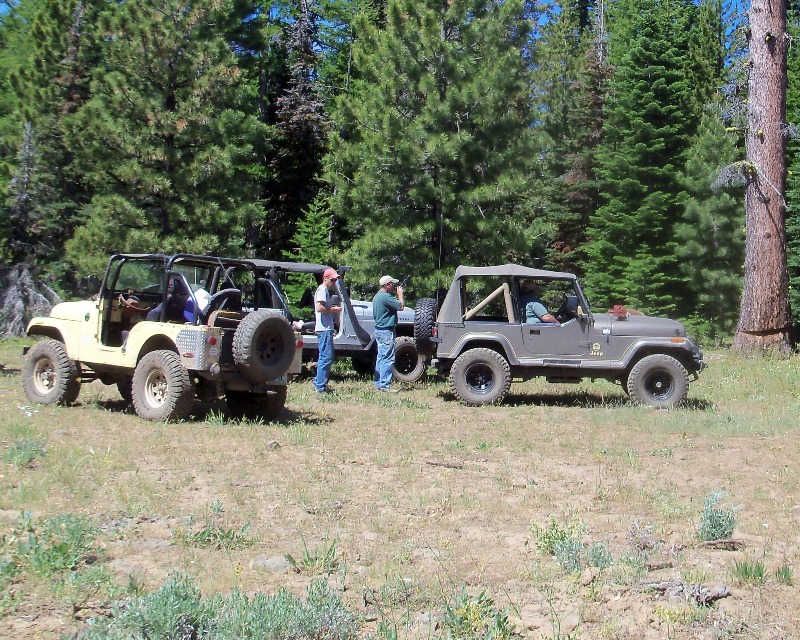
top-left (331, 305), bottom-right (342, 314)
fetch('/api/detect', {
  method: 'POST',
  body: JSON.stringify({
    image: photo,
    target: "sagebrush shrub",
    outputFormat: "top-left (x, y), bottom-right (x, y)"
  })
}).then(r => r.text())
top-left (697, 490), bottom-right (739, 541)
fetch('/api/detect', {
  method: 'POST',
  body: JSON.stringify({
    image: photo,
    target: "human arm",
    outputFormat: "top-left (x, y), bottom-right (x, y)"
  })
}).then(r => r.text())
top-left (395, 286), bottom-right (404, 311)
top-left (526, 300), bottom-right (558, 324)
top-left (315, 287), bottom-right (341, 315)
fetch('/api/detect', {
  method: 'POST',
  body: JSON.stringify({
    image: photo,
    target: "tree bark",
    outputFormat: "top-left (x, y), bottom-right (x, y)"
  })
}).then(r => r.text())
top-left (733, 0), bottom-right (792, 354)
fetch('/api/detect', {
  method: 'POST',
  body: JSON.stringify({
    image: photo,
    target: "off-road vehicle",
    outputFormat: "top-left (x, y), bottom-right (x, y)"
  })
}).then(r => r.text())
top-left (414, 264), bottom-right (705, 408)
top-left (262, 261), bottom-right (425, 383)
top-left (23, 253), bottom-right (301, 421)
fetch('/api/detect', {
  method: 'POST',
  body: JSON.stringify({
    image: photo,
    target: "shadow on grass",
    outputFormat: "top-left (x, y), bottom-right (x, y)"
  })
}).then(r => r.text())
top-left (0, 363), bottom-right (20, 376)
top-left (438, 390), bottom-right (715, 410)
top-left (92, 398), bottom-right (333, 426)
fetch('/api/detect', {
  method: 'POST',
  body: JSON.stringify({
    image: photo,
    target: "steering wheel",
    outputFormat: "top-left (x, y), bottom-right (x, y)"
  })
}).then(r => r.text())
top-left (119, 291), bottom-right (150, 312)
top-left (555, 295), bottom-right (577, 323)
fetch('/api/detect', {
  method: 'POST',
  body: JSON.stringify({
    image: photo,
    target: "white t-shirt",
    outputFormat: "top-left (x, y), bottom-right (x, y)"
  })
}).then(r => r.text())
top-left (314, 284), bottom-right (334, 332)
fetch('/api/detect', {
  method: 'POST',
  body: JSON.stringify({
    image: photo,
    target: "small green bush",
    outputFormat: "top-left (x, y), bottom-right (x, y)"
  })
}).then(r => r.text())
top-left (697, 490), bottom-right (739, 542)
top-left (443, 589), bottom-right (513, 640)
top-left (3, 438), bottom-right (46, 467)
top-left (17, 512), bottom-right (100, 576)
top-left (531, 517), bottom-right (583, 556)
top-left (586, 542), bottom-right (614, 570)
top-left (553, 536), bottom-right (583, 574)
top-left (81, 574), bottom-right (361, 640)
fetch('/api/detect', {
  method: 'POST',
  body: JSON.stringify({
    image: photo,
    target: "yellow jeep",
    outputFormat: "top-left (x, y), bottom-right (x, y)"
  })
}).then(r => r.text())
top-left (23, 253), bottom-right (301, 421)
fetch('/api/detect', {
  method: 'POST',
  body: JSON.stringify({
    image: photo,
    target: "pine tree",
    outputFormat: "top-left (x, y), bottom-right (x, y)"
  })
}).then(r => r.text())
top-left (66, 0), bottom-right (266, 275)
top-left (259, 0), bottom-right (328, 258)
top-left (530, 0), bottom-right (609, 274)
top-left (733, 0), bottom-right (791, 353)
top-left (281, 194), bottom-right (337, 307)
top-left (326, 0), bottom-right (538, 292)
top-left (2, 123), bottom-right (56, 264)
top-left (583, 0), bottom-right (698, 316)
top-left (674, 111), bottom-right (744, 341)
top-left (0, 0), bottom-right (103, 282)
top-left (785, 0), bottom-right (800, 328)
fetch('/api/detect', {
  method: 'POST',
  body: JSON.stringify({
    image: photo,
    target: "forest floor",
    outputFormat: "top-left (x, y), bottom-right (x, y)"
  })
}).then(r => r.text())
top-left (1, 339), bottom-right (798, 639)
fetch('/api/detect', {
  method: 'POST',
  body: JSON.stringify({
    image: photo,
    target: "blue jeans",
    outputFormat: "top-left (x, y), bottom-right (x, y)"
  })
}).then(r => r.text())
top-left (374, 329), bottom-right (395, 389)
top-left (314, 330), bottom-right (334, 391)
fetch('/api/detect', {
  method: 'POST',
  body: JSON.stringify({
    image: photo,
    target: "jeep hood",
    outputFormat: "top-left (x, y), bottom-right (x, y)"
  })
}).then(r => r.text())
top-left (47, 300), bottom-right (96, 322)
top-left (593, 313), bottom-right (687, 338)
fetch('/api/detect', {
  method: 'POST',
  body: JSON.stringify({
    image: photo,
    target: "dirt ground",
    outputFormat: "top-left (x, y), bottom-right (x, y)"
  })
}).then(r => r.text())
top-left (1, 346), bottom-right (799, 639)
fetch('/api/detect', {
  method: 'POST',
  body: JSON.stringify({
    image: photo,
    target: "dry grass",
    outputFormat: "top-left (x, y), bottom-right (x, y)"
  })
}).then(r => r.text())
top-left (1, 339), bottom-right (799, 638)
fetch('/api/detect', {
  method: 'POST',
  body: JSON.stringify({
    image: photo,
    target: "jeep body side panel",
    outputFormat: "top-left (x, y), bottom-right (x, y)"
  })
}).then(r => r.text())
top-left (439, 324), bottom-right (521, 363)
top-left (26, 300), bottom-right (95, 356)
top-left (520, 317), bottom-right (591, 357)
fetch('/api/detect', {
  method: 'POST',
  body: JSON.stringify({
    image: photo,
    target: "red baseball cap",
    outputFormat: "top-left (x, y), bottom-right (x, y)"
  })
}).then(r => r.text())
top-left (323, 267), bottom-right (339, 280)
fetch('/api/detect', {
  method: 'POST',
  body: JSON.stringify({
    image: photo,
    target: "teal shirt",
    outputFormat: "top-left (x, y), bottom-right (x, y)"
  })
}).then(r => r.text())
top-left (372, 291), bottom-right (402, 329)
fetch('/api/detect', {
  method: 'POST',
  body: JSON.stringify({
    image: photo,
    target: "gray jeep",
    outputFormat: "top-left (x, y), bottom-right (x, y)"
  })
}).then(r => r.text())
top-left (414, 264), bottom-right (705, 407)
top-left (254, 261), bottom-right (425, 383)
top-left (23, 253), bottom-right (301, 421)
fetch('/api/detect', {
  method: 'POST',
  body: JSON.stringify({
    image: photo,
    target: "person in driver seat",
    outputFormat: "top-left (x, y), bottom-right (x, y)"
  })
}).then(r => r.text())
top-left (520, 280), bottom-right (558, 325)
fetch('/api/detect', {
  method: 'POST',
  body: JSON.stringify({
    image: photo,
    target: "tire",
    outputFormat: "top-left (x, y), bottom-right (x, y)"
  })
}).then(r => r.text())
top-left (393, 336), bottom-right (426, 383)
top-left (22, 339), bottom-right (81, 406)
top-left (226, 386), bottom-right (287, 421)
top-left (449, 348), bottom-right (511, 405)
top-left (414, 298), bottom-right (438, 356)
top-left (233, 310), bottom-right (296, 382)
top-left (117, 376), bottom-right (133, 404)
top-left (626, 354), bottom-right (689, 408)
top-left (131, 350), bottom-right (195, 421)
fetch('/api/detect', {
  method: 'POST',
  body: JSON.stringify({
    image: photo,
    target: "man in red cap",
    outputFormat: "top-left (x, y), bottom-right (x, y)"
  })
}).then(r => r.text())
top-left (313, 267), bottom-right (342, 393)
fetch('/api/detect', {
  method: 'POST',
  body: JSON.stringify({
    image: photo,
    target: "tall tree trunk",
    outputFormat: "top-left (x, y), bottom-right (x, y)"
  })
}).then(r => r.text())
top-left (733, 0), bottom-right (792, 354)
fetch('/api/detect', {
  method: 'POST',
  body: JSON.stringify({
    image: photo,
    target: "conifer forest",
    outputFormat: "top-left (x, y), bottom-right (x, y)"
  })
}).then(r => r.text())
top-left (1, 0), bottom-right (799, 347)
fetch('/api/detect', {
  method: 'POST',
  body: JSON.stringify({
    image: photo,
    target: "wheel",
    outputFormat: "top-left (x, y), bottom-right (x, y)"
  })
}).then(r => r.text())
top-left (351, 353), bottom-right (375, 377)
top-left (449, 348), bottom-right (511, 405)
top-left (22, 339), bottom-right (81, 405)
top-left (626, 354), bottom-right (689, 408)
top-left (393, 336), bottom-right (426, 383)
top-left (131, 350), bottom-right (195, 421)
top-left (117, 375), bottom-right (133, 404)
top-left (414, 298), bottom-right (438, 356)
top-left (233, 310), bottom-right (296, 382)
top-left (226, 386), bottom-right (287, 421)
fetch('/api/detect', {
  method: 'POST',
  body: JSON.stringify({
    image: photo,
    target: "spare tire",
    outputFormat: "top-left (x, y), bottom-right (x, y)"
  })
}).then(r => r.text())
top-left (233, 310), bottom-right (296, 382)
top-left (414, 297), bottom-right (438, 356)
top-left (393, 336), bottom-right (426, 383)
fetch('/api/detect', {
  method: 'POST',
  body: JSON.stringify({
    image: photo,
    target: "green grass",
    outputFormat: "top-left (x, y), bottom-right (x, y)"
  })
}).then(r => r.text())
top-left (3, 437), bottom-right (47, 467)
top-left (286, 533), bottom-right (341, 575)
top-left (5, 339), bottom-right (800, 637)
top-left (730, 559), bottom-right (767, 586)
top-left (173, 501), bottom-right (256, 551)
top-left (775, 564), bottom-right (794, 585)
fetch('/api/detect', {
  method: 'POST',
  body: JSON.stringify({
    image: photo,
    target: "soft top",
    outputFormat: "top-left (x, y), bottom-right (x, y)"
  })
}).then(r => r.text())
top-left (247, 260), bottom-right (330, 274)
top-left (453, 264), bottom-right (577, 280)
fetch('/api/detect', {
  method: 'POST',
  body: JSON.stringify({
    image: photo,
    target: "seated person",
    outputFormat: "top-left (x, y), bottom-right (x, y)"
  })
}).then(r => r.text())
top-left (520, 280), bottom-right (558, 325)
top-left (146, 276), bottom-right (192, 323)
